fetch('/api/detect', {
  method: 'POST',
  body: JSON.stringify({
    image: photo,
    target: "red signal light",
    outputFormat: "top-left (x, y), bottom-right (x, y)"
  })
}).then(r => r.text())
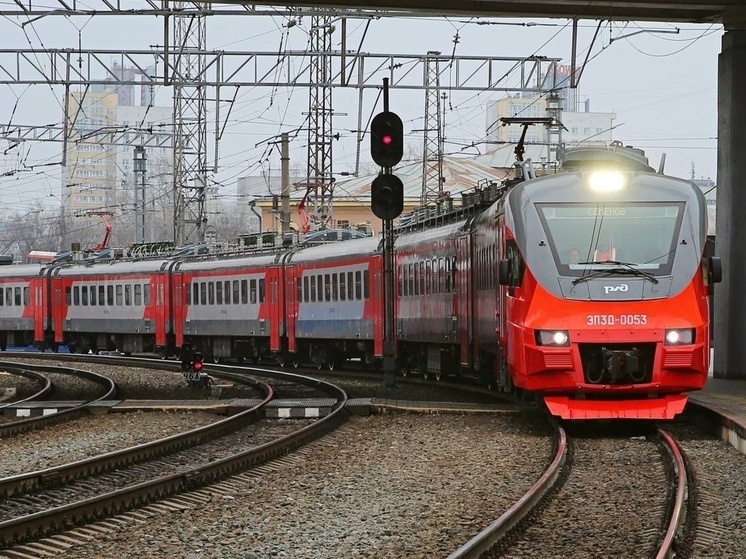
top-left (193, 361), bottom-right (203, 372)
top-left (382, 134), bottom-right (393, 145)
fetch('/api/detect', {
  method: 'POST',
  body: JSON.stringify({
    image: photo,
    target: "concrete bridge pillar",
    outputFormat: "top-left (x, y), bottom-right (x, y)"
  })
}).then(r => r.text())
top-left (714, 24), bottom-right (746, 378)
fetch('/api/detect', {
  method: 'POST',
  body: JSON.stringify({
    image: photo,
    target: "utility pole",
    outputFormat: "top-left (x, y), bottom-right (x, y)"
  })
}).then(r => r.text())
top-left (171, 2), bottom-right (208, 245)
top-left (281, 132), bottom-right (291, 234)
top-left (133, 146), bottom-right (147, 244)
top-left (421, 51), bottom-right (444, 206)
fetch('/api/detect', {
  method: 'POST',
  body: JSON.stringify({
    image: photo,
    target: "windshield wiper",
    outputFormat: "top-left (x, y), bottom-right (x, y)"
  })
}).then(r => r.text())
top-left (572, 260), bottom-right (660, 286)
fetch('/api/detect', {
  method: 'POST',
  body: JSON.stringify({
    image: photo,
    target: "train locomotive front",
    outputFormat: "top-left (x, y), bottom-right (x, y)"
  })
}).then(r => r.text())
top-left (492, 146), bottom-right (720, 419)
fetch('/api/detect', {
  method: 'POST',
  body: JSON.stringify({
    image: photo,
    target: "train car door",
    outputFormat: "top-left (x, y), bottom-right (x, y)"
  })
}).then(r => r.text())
top-left (153, 264), bottom-right (172, 349)
top-left (171, 263), bottom-right (185, 348)
top-left (269, 264), bottom-right (281, 352)
top-left (284, 260), bottom-right (297, 353)
top-left (456, 232), bottom-right (471, 367)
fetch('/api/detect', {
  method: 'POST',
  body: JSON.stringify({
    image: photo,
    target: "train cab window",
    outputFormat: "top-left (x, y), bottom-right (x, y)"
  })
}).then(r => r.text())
top-left (81, 286), bottom-right (88, 306)
top-left (143, 284), bottom-right (151, 306)
top-left (192, 283), bottom-right (199, 305)
top-left (216, 281), bottom-right (223, 305)
top-left (224, 281), bottom-right (231, 304)
top-left (332, 274), bottom-right (338, 301)
top-left (23, 287), bottom-right (29, 306)
top-left (73, 286), bottom-right (80, 306)
top-left (107, 285), bottom-right (114, 306)
top-left (200, 282), bottom-right (207, 305)
top-left (259, 278), bottom-right (266, 303)
top-left (134, 284), bottom-right (142, 306)
top-left (125, 284), bottom-right (132, 306)
top-left (99, 286), bottom-right (105, 306)
top-left (115, 285), bottom-right (123, 306)
top-left (250, 279), bottom-right (257, 304)
top-left (233, 280), bottom-right (239, 304)
top-left (347, 272), bottom-right (354, 300)
top-left (208, 282), bottom-right (215, 305)
top-left (339, 273), bottom-right (346, 301)
top-left (506, 241), bottom-right (525, 288)
top-left (355, 271), bottom-right (362, 300)
top-left (241, 280), bottom-right (248, 304)
top-left (324, 274), bottom-right (331, 302)
top-left (363, 270), bottom-right (369, 299)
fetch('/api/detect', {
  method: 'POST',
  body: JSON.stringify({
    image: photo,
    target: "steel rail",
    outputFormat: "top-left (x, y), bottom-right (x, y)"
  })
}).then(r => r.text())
top-left (447, 423), bottom-right (567, 559)
top-left (0, 367), bottom-right (52, 409)
top-left (656, 428), bottom-right (689, 559)
top-left (0, 360), bottom-right (116, 438)
top-left (0, 357), bottom-right (349, 548)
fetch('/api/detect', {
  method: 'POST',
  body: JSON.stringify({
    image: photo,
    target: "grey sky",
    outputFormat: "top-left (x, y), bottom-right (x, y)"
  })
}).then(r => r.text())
top-left (0, 9), bottom-right (722, 216)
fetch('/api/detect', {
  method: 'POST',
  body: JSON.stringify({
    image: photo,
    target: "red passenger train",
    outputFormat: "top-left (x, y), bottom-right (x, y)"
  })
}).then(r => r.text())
top-left (0, 143), bottom-right (719, 419)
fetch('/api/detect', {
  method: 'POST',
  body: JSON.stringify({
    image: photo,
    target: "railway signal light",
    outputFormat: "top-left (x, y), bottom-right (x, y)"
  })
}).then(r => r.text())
top-left (370, 111), bottom-right (403, 168)
top-left (192, 351), bottom-right (204, 372)
top-left (371, 173), bottom-right (404, 220)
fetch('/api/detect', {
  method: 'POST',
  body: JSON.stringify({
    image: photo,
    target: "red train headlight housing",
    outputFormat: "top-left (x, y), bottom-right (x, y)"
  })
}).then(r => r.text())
top-left (665, 329), bottom-right (695, 345)
top-left (535, 330), bottom-right (570, 347)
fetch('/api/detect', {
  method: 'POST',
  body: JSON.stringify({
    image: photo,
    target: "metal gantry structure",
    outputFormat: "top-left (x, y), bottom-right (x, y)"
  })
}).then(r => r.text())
top-left (0, 4), bottom-right (566, 244)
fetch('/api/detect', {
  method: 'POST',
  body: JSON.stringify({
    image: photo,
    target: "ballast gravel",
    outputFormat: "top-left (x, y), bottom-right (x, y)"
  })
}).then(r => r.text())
top-left (55, 413), bottom-right (553, 559)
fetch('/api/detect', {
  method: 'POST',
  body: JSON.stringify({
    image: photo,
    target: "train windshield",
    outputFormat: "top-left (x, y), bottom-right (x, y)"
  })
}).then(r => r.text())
top-left (536, 202), bottom-right (685, 276)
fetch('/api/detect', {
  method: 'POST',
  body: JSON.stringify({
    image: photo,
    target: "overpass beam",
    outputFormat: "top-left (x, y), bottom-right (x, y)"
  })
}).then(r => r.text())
top-left (715, 25), bottom-right (746, 378)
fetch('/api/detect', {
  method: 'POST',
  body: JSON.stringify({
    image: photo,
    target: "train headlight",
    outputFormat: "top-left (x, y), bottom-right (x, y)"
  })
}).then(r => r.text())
top-left (587, 171), bottom-right (626, 192)
top-left (665, 329), bottom-right (695, 345)
top-left (535, 330), bottom-right (570, 347)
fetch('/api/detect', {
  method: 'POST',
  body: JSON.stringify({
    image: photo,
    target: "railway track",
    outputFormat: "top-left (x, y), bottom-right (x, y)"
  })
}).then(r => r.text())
top-left (0, 358), bottom-right (350, 551)
top-left (449, 424), bottom-right (691, 558)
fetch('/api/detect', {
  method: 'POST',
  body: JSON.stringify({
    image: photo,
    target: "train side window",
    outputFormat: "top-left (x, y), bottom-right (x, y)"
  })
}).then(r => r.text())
top-left (65, 287), bottom-right (71, 306)
top-left (347, 271), bottom-right (354, 300)
top-left (355, 271), bottom-right (362, 300)
top-left (505, 241), bottom-right (525, 288)
top-left (208, 282), bottom-right (215, 305)
top-left (14, 287), bottom-right (20, 306)
top-left (241, 280), bottom-right (248, 304)
top-left (107, 285), bottom-right (114, 306)
top-left (224, 281), bottom-right (231, 304)
top-left (363, 269), bottom-right (369, 299)
top-left (297, 277), bottom-right (302, 303)
top-left (200, 282), bottom-right (207, 305)
top-left (332, 274), bottom-right (338, 301)
top-left (0, 288), bottom-right (4, 305)
top-left (186, 284), bottom-right (191, 305)
top-left (81, 286), bottom-right (88, 306)
top-left (125, 284), bottom-right (132, 306)
top-left (192, 283), bottom-right (199, 305)
top-left (339, 273), bottom-right (346, 301)
top-left (398, 265), bottom-right (404, 297)
top-left (233, 280), bottom-right (239, 304)
top-left (303, 276), bottom-right (309, 302)
top-left (259, 278), bottom-right (266, 303)
top-left (134, 284), bottom-right (142, 306)
top-left (419, 262), bottom-right (425, 295)
top-left (99, 285), bottom-right (105, 306)
top-left (116, 285), bottom-right (123, 306)
top-left (73, 286), bottom-right (80, 306)
top-left (23, 286), bottom-right (30, 306)
top-left (90, 285), bottom-right (97, 306)
top-left (310, 276), bottom-right (317, 302)
top-left (216, 281), bottom-right (223, 305)
top-left (250, 279), bottom-right (257, 304)
top-left (324, 274), bottom-right (331, 302)
top-left (425, 261), bottom-right (432, 295)
top-left (143, 284), bottom-right (151, 305)
top-left (407, 263), bottom-right (413, 296)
